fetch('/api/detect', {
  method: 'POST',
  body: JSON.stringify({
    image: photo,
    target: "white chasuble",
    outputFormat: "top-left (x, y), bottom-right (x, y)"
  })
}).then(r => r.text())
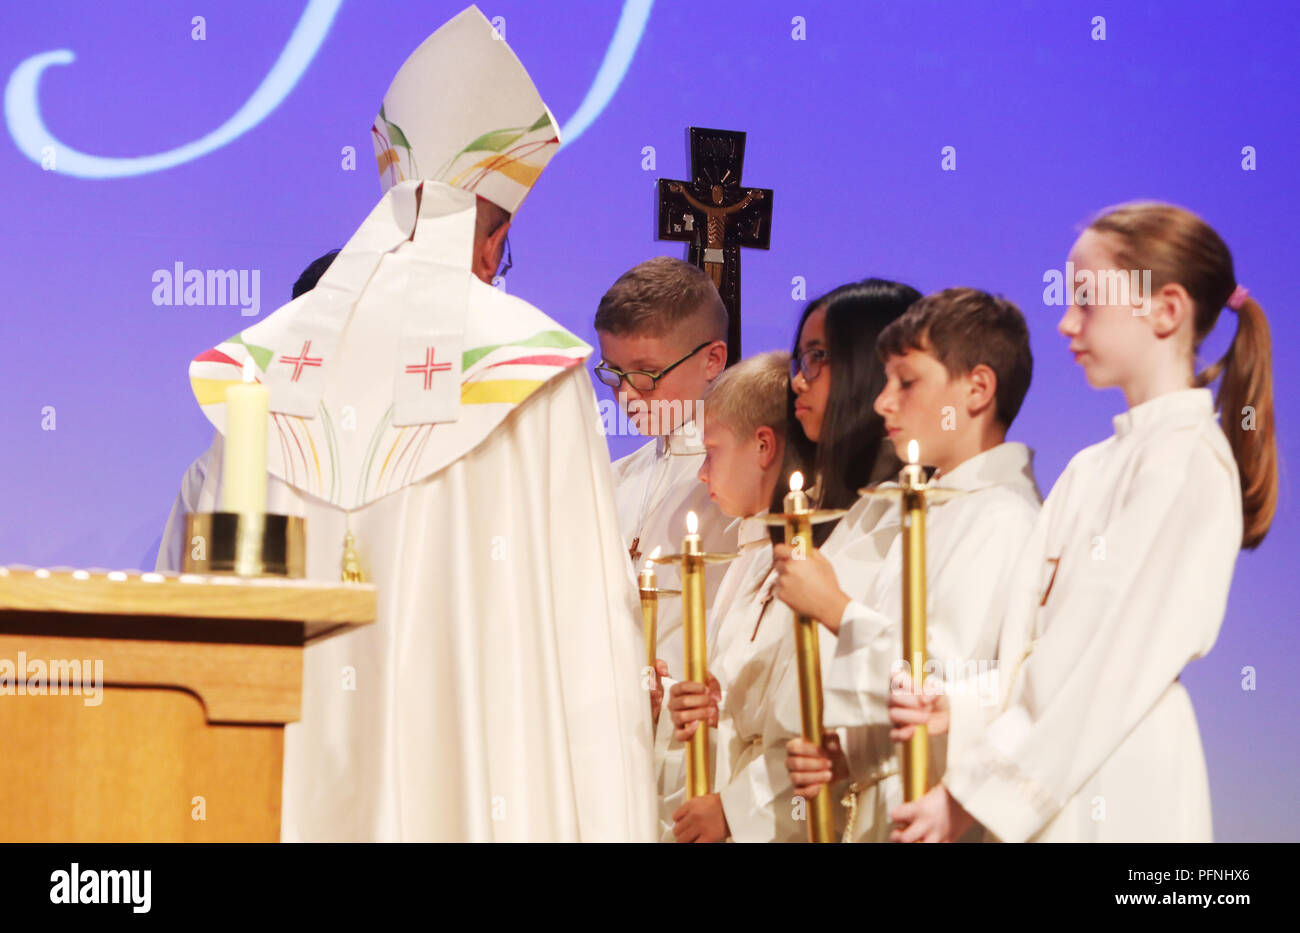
top-left (159, 324), bottom-right (656, 841)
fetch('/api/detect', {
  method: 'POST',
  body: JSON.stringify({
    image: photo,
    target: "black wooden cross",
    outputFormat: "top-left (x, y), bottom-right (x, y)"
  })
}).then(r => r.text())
top-left (657, 127), bottom-right (773, 366)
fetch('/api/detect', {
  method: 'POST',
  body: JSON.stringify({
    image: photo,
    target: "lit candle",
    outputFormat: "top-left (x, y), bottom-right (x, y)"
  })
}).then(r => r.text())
top-left (902, 438), bottom-right (924, 487)
top-left (681, 511), bottom-right (710, 798)
top-left (783, 470), bottom-right (834, 843)
top-left (638, 546), bottom-right (662, 669)
top-left (783, 469), bottom-right (810, 514)
top-left (221, 356), bottom-right (269, 514)
top-left (899, 439), bottom-right (929, 801)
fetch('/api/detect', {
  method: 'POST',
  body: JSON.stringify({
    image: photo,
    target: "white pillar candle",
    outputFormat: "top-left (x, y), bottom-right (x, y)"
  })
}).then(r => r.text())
top-left (221, 356), bottom-right (269, 514)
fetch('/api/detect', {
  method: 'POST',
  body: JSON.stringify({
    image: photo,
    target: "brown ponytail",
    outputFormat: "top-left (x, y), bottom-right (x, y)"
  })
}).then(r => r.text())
top-left (1196, 295), bottom-right (1277, 548)
top-left (1089, 202), bottom-right (1278, 549)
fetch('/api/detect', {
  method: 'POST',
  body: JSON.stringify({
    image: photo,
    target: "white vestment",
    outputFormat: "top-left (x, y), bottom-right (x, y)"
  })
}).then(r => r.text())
top-left (942, 389), bottom-right (1241, 842)
top-left (158, 281), bottom-right (656, 842)
top-left (612, 423), bottom-right (738, 680)
top-left (656, 513), bottom-right (817, 841)
top-left (813, 443), bottom-right (1043, 841)
top-left (718, 498), bottom-right (902, 841)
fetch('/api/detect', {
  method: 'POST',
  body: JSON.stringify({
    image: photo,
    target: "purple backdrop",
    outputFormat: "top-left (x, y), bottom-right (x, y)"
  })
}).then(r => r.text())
top-left (0, 0), bottom-right (1294, 840)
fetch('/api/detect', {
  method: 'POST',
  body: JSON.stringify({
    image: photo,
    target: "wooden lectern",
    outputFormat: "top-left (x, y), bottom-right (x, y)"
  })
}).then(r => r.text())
top-left (0, 566), bottom-right (375, 842)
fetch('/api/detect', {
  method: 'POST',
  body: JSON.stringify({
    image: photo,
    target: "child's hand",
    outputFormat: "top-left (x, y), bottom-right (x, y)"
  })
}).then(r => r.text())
top-left (888, 671), bottom-right (949, 741)
top-left (649, 658), bottom-right (670, 727)
top-left (888, 784), bottom-right (974, 843)
top-left (772, 544), bottom-right (849, 634)
top-left (785, 732), bottom-right (848, 799)
top-left (671, 793), bottom-right (728, 843)
top-left (667, 675), bottom-right (721, 743)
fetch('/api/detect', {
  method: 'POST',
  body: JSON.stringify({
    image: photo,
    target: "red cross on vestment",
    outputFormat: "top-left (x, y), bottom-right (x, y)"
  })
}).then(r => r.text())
top-left (279, 340), bottom-right (323, 383)
top-left (404, 347), bottom-right (453, 390)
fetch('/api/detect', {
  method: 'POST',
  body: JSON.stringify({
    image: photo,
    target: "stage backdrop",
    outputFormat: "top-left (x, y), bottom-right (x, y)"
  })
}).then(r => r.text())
top-left (1, 0), bottom-right (1295, 841)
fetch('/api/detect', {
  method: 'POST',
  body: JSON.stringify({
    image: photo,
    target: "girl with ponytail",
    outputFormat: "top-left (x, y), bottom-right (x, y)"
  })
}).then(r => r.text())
top-left (889, 201), bottom-right (1277, 842)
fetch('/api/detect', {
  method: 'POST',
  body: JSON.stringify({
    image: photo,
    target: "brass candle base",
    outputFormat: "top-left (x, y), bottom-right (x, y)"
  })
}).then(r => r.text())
top-left (182, 512), bottom-right (306, 578)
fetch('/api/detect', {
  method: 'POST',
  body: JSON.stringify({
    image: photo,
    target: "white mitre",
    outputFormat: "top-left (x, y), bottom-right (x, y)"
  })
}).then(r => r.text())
top-left (372, 4), bottom-right (562, 212)
top-left (185, 5), bottom-right (582, 510)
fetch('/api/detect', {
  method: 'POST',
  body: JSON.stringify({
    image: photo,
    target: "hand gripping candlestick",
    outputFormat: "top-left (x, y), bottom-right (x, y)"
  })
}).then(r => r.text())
top-left (851, 440), bottom-right (962, 802)
top-left (761, 471), bottom-right (847, 843)
top-left (650, 512), bottom-right (736, 799)
top-left (637, 546), bottom-right (680, 669)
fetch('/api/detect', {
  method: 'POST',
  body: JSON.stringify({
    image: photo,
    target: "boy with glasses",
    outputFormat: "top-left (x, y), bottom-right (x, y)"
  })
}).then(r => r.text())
top-left (594, 256), bottom-right (739, 684)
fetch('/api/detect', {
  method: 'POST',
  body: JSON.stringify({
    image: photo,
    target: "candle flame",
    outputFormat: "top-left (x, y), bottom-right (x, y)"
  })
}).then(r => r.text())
top-left (907, 439), bottom-right (919, 464)
top-left (789, 470), bottom-right (804, 493)
top-left (644, 545), bottom-right (662, 570)
top-left (242, 355), bottom-right (256, 384)
top-left (686, 511), bottom-right (698, 535)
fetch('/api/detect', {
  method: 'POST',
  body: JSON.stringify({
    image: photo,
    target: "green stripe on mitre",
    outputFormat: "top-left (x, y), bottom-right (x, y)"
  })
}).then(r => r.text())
top-left (227, 333), bottom-right (275, 372)
top-left (462, 330), bottom-right (589, 369)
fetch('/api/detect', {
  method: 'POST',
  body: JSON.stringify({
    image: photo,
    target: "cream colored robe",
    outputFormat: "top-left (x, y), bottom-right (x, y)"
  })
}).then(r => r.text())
top-left (718, 499), bottom-right (902, 842)
top-left (612, 423), bottom-right (738, 681)
top-left (158, 353), bottom-right (657, 842)
top-left (815, 443), bottom-right (1043, 841)
top-left (943, 389), bottom-right (1241, 842)
top-left (656, 513), bottom-right (821, 842)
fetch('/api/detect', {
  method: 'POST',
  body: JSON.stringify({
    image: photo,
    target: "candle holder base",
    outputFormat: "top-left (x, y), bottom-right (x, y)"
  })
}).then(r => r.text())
top-left (182, 512), bottom-right (306, 578)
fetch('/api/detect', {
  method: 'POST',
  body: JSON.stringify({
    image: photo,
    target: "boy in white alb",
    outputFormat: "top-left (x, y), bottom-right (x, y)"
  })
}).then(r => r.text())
top-left (664, 351), bottom-right (845, 842)
top-left (596, 257), bottom-right (738, 682)
top-left (778, 288), bottom-right (1042, 841)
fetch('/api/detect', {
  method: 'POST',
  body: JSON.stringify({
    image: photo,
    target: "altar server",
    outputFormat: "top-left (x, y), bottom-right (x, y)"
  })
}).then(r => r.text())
top-left (596, 257), bottom-right (738, 680)
top-left (778, 288), bottom-right (1042, 842)
top-left (890, 202), bottom-right (1277, 843)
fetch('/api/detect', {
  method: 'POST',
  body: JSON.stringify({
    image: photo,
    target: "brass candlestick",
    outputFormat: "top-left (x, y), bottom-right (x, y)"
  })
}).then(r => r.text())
top-left (761, 471), bottom-right (847, 844)
top-left (182, 512), bottom-right (306, 578)
top-left (899, 446), bottom-right (929, 802)
top-left (637, 546), bottom-right (680, 669)
top-left (851, 442), bottom-right (963, 801)
top-left (651, 512), bottom-right (736, 799)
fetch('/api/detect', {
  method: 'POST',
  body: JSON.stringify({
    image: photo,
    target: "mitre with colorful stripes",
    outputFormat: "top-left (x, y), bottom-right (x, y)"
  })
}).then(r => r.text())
top-left (372, 4), bottom-right (561, 214)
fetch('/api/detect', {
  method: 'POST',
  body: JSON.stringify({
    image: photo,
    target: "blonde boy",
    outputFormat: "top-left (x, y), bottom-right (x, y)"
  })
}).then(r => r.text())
top-left (664, 351), bottom-right (831, 842)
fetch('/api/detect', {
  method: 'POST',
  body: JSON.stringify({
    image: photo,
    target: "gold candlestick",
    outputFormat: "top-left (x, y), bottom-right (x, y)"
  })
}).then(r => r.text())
top-left (848, 449), bottom-right (961, 804)
top-left (681, 512), bottom-right (710, 798)
top-left (637, 547), bottom-right (680, 669)
top-left (651, 513), bottom-right (736, 800)
top-left (761, 473), bottom-right (847, 842)
top-left (900, 440), bottom-right (929, 802)
top-left (782, 471), bottom-right (834, 843)
top-left (638, 556), bottom-right (659, 670)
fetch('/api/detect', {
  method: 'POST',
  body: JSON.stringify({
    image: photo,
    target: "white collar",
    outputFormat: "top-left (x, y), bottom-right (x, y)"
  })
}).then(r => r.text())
top-left (1112, 387), bottom-right (1214, 439)
top-left (731, 510), bottom-right (773, 550)
top-left (930, 442), bottom-right (1039, 497)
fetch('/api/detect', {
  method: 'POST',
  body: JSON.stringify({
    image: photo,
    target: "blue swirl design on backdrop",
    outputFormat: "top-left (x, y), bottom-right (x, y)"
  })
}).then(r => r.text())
top-left (4, 0), bottom-right (652, 178)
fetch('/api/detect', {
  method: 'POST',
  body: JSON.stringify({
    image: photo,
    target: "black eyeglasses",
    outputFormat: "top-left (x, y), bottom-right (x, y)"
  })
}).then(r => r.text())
top-left (595, 341), bottom-right (712, 391)
top-left (791, 347), bottom-right (828, 383)
top-left (495, 234), bottom-right (512, 280)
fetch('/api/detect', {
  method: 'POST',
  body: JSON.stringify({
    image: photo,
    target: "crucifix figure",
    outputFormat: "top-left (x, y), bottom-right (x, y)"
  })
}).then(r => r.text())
top-left (658, 127), bottom-right (773, 366)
